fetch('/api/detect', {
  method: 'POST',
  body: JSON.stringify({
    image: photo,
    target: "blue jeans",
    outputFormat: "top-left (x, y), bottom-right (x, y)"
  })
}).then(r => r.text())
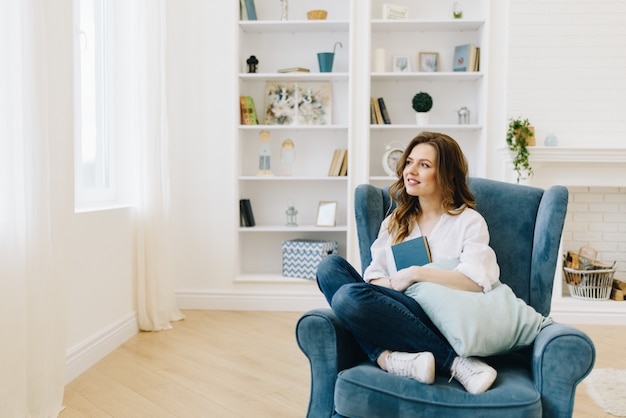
top-left (316, 254), bottom-right (457, 373)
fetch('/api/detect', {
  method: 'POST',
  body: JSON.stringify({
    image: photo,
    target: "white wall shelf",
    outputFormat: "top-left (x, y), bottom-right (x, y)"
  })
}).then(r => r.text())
top-left (240, 73), bottom-right (349, 81)
top-left (371, 19), bottom-right (485, 32)
top-left (240, 20), bottom-right (350, 34)
top-left (239, 225), bottom-right (348, 232)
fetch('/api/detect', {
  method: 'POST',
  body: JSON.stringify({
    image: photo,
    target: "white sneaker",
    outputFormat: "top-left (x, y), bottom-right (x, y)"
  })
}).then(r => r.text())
top-left (450, 356), bottom-right (497, 394)
top-left (385, 351), bottom-right (435, 384)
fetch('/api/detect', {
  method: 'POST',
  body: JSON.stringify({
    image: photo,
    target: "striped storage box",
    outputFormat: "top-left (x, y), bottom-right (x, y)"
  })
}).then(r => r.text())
top-left (282, 239), bottom-right (338, 280)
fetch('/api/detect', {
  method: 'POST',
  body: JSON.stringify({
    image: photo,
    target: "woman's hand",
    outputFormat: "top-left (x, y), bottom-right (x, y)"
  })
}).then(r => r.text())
top-left (389, 266), bottom-right (420, 292)
top-left (369, 277), bottom-right (392, 288)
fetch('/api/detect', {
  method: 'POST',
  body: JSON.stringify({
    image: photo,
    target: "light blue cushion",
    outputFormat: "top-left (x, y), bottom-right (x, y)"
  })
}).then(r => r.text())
top-left (405, 274), bottom-right (552, 357)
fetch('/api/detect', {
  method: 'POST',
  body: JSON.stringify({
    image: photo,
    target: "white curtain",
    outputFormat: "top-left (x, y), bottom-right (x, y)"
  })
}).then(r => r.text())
top-left (132, 0), bottom-right (185, 331)
top-left (0, 0), bottom-right (66, 416)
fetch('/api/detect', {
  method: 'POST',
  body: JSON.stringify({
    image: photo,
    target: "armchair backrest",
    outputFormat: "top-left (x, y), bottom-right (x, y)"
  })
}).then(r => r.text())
top-left (354, 178), bottom-right (568, 316)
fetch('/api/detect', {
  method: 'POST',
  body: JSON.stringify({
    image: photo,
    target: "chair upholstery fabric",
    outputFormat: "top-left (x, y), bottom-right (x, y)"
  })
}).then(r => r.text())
top-left (296, 178), bottom-right (595, 418)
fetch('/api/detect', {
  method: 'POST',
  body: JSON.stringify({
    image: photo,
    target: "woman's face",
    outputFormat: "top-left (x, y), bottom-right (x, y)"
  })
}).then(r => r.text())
top-left (403, 143), bottom-right (440, 199)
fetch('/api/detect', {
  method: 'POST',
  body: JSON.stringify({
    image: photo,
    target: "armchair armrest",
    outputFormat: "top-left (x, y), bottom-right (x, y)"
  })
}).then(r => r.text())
top-left (531, 323), bottom-right (595, 418)
top-left (296, 308), bottom-right (368, 418)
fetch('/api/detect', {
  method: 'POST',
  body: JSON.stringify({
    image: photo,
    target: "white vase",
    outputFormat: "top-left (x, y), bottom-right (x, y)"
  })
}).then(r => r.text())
top-left (416, 112), bottom-right (430, 125)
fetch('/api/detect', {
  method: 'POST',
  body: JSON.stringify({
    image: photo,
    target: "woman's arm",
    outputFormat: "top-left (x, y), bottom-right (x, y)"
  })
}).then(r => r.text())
top-left (389, 266), bottom-right (482, 292)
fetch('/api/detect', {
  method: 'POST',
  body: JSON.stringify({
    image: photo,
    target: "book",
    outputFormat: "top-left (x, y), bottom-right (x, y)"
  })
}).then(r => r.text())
top-left (338, 150), bottom-right (348, 176)
top-left (391, 236), bottom-right (432, 270)
top-left (378, 97), bottom-right (392, 124)
top-left (370, 100), bottom-right (378, 124)
top-left (371, 97), bottom-right (383, 124)
top-left (239, 199), bottom-right (255, 227)
top-left (239, 96), bottom-right (250, 125)
top-left (328, 149), bottom-right (347, 176)
top-left (244, 0), bottom-right (257, 20)
top-left (245, 96), bottom-right (258, 124)
top-left (474, 47), bottom-right (481, 71)
top-left (328, 150), bottom-right (341, 176)
top-left (453, 44), bottom-right (477, 72)
top-left (239, 0), bottom-right (247, 20)
top-left (277, 67), bottom-right (311, 73)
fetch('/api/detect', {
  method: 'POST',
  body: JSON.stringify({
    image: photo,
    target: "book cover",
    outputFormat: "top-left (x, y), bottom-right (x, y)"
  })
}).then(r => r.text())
top-left (328, 149), bottom-right (346, 176)
top-left (391, 236), bottom-right (432, 270)
top-left (244, 0), bottom-right (257, 20)
top-left (245, 96), bottom-right (258, 124)
top-left (378, 97), bottom-right (392, 124)
top-left (453, 44), bottom-right (472, 72)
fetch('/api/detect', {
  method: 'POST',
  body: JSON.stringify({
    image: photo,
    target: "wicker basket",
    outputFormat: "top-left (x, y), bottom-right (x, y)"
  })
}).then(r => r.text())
top-left (563, 266), bottom-right (615, 301)
top-left (307, 9), bottom-right (328, 20)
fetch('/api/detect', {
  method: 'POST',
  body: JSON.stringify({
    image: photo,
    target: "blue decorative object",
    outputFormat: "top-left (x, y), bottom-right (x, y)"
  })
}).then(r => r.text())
top-left (545, 132), bottom-right (558, 146)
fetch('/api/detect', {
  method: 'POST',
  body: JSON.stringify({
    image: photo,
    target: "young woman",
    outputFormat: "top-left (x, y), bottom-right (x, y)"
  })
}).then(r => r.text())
top-left (316, 132), bottom-right (500, 394)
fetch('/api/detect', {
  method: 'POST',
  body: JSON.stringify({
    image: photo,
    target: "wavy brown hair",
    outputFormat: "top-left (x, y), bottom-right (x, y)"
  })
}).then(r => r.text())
top-left (387, 132), bottom-right (475, 244)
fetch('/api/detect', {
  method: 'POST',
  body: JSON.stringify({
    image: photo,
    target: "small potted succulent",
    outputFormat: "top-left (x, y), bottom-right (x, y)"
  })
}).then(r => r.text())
top-left (412, 92), bottom-right (433, 125)
top-left (506, 117), bottom-right (535, 183)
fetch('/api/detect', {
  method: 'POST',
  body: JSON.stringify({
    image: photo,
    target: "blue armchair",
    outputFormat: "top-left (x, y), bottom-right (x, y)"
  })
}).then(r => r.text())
top-left (296, 178), bottom-right (595, 417)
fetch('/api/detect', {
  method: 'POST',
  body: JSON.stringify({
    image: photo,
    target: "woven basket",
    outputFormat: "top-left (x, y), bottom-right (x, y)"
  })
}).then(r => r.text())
top-left (307, 9), bottom-right (328, 20)
top-left (563, 267), bottom-right (615, 301)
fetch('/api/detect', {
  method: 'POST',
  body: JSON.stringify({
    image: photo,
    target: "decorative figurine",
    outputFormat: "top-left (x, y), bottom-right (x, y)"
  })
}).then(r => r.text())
top-left (257, 130), bottom-right (272, 175)
top-left (281, 138), bottom-right (296, 176)
top-left (280, 0), bottom-right (288, 21)
top-left (246, 55), bottom-right (258, 73)
top-left (285, 201), bottom-right (298, 227)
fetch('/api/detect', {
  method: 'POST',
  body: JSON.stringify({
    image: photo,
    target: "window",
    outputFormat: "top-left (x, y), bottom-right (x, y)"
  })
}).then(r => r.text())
top-left (74, 0), bottom-right (134, 211)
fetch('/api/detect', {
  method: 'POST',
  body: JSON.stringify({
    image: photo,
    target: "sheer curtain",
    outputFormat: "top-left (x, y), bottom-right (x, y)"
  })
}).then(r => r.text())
top-left (132, 0), bottom-right (185, 331)
top-left (0, 0), bottom-right (66, 416)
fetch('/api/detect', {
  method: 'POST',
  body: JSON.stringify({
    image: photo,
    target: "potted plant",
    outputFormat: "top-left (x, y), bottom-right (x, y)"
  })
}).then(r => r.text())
top-left (412, 92), bottom-right (433, 125)
top-left (506, 117), bottom-right (535, 183)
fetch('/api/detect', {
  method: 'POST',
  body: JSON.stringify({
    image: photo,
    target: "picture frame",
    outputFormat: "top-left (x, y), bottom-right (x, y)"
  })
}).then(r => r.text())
top-left (316, 201), bottom-right (338, 227)
top-left (419, 52), bottom-right (439, 72)
top-left (392, 56), bottom-right (410, 73)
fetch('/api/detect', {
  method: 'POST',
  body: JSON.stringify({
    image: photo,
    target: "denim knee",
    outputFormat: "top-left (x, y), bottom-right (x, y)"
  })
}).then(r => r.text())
top-left (331, 282), bottom-right (370, 319)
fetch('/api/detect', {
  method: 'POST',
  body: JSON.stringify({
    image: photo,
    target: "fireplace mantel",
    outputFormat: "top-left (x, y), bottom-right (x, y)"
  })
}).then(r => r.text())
top-left (499, 147), bottom-right (626, 188)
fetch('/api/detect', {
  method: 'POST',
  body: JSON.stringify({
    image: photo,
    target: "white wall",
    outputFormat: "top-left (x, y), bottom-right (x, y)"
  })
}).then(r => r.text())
top-left (506, 0), bottom-right (626, 148)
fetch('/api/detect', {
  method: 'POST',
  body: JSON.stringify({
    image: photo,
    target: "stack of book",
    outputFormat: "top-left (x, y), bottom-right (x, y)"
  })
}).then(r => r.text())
top-left (370, 97), bottom-right (392, 124)
top-left (328, 149), bottom-right (348, 176)
top-left (239, 96), bottom-right (259, 125)
top-left (453, 44), bottom-right (480, 72)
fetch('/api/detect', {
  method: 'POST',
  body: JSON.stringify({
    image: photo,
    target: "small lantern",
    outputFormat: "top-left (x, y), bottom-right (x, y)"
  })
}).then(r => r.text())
top-left (285, 204), bottom-right (298, 227)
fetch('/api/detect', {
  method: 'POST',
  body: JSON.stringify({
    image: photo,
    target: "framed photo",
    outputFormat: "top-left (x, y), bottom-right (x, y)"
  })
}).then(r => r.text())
top-left (419, 52), bottom-right (439, 72)
top-left (392, 56), bottom-right (410, 73)
top-left (316, 201), bottom-right (338, 227)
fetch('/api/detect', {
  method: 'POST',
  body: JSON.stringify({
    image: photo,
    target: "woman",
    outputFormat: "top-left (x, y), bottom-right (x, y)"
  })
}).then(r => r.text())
top-left (316, 132), bottom-right (500, 394)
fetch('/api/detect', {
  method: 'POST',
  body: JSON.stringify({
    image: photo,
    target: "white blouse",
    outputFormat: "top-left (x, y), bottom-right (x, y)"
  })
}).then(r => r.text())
top-left (363, 208), bottom-right (500, 292)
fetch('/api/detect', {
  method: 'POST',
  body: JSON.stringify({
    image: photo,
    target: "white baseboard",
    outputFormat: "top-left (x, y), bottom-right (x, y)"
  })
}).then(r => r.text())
top-left (65, 311), bottom-right (138, 383)
top-left (551, 299), bottom-right (626, 325)
top-left (176, 289), bottom-right (330, 312)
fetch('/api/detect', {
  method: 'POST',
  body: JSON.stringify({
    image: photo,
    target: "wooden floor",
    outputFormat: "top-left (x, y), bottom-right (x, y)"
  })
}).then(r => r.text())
top-left (60, 310), bottom-right (625, 418)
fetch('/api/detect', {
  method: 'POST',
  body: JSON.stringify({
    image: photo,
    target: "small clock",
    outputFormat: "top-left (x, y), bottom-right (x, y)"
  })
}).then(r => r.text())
top-left (382, 145), bottom-right (404, 176)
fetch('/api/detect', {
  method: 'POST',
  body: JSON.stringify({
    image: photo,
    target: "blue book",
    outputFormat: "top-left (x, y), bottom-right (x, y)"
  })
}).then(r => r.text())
top-left (391, 236), bottom-right (432, 270)
top-left (453, 44), bottom-right (477, 72)
top-left (244, 0), bottom-right (257, 20)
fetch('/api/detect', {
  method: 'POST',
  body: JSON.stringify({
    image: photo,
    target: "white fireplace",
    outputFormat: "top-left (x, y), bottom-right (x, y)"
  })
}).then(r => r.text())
top-left (500, 147), bottom-right (626, 324)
